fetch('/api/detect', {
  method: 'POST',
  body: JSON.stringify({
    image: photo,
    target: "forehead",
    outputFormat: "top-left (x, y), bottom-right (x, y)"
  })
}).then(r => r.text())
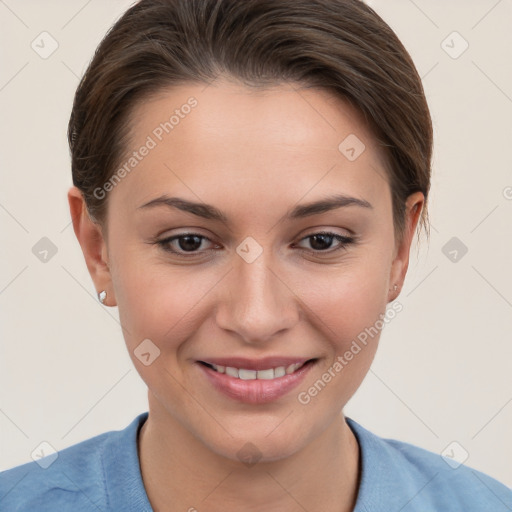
top-left (111, 79), bottom-right (390, 214)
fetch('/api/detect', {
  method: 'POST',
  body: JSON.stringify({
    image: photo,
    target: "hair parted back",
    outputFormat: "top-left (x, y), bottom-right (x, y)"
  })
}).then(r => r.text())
top-left (68, 0), bottom-right (433, 245)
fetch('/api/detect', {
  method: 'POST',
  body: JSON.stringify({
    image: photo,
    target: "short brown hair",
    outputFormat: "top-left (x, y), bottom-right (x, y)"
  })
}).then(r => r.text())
top-left (68, 0), bottom-right (433, 244)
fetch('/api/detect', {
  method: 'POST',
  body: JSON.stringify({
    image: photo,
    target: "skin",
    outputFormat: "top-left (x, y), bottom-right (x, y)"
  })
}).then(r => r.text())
top-left (68, 78), bottom-right (423, 512)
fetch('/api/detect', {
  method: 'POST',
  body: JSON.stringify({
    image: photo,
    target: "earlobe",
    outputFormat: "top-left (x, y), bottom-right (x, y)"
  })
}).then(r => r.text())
top-left (67, 186), bottom-right (116, 306)
top-left (387, 192), bottom-right (425, 302)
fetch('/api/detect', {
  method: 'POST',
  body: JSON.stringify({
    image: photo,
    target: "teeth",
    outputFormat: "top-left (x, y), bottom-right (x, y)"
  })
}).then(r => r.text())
top-left (274, 366), bottom-right (286, 378)
top-left (210, 362), bottom-right (304, 380)
top-left (285, 363), bottom-right (300, 375)
top-left (225, 366), bottom-right (238, 378)
top-left (238, 369), bottom-right (257, 380)
top-left (257, 368), bottom-right (275, 380)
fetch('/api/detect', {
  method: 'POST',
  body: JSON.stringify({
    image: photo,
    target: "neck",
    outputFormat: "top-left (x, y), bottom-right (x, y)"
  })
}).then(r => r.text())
top-left (138, 397), bottom-right (361, 512)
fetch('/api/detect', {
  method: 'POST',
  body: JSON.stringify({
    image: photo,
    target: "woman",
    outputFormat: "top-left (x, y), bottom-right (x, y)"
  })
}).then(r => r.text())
top-left (1, 0), bottom-right (511, 510)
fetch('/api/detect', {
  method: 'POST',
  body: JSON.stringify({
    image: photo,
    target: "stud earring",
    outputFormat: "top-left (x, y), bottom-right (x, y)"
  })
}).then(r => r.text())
top-left (393, 284), bottom-right (398, 291)
top-left (98, 290), bottom-right (107, 304)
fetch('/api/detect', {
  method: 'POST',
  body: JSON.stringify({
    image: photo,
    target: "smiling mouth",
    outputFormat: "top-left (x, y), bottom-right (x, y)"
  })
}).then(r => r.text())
top-left (198, 359), bottom-right (317, 380)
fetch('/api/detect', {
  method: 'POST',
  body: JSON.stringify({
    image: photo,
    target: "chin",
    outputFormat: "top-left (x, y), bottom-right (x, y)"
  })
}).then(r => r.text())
top-left (202, 422), bottom-right (312, 466)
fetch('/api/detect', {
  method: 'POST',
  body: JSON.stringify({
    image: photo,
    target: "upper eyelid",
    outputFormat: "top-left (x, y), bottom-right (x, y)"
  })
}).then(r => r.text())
top-left (159, 229), bottom-right (351, 242)
top-left (158, 230), bottom-right (354, 252)
top-left (160, 224), bottom-right (353, 239)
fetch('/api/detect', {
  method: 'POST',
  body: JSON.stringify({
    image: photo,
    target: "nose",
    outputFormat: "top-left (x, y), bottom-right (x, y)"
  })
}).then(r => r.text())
top-left (215, 252), bottom-right (300, 345)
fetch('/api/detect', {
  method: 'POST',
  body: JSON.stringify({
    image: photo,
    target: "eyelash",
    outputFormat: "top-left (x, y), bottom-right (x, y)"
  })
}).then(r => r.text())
top-left (154, 231), bottom-right (356, 257)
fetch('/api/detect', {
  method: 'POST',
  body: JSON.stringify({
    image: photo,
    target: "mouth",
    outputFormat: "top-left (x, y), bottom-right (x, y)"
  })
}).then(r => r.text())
top-left (197, 358), bottom-right (317, 381)
top-left (196, 357), bottom-right (318, 404)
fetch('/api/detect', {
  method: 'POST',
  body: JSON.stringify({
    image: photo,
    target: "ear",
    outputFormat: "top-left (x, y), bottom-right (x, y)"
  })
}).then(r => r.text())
top-left (67, 186), bottom-right (116, 306)
top-left (388, 191), bottom-right (425, 302)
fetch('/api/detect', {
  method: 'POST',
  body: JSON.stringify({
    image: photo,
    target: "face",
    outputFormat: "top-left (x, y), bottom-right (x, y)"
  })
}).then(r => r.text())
top-left (74, 79), bottom-right (422, 462)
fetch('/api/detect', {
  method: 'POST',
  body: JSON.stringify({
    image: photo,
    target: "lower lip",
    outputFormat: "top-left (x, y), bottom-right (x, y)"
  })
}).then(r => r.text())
top-left (197, 360), bottom-right (316, 404)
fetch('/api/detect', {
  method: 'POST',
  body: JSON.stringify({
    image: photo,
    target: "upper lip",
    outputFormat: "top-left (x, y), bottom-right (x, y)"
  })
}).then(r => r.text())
top-left (198, 357), bottom-right (315, 371)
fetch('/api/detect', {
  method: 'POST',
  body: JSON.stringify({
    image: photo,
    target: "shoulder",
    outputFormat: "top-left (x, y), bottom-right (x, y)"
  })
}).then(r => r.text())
top-left (0, 431), bottom-right (111, 511)
top-left (0, 413), bottom-right (150, 512)
top-left (346, 417), bottom-right (512, 511)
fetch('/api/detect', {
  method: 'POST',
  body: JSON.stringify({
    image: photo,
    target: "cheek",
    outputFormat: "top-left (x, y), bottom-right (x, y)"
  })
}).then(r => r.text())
top-left (297, 256), bottom-right (390, 343)
top-left (111, 250), bottom-right (219, 353)
top-left (292, 256), bottom-right (391, 402)
top-left (112, 262), bottom-right (210, 403)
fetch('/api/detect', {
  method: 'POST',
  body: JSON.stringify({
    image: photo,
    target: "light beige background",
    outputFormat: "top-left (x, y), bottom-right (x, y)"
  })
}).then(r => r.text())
top-left (1, 0), bottom-right (511, 488)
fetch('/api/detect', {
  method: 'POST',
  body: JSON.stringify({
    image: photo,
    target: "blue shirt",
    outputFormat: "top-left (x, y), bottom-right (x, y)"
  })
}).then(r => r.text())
top-left (1, 412), bottom-right (511, 511)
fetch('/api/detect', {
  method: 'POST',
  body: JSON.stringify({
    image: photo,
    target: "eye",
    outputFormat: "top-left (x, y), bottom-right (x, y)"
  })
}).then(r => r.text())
top-left (295, 231), bottom-right (355, 254)
top-left (153, 230), bottom-right (356, 258)
top-left (156, 233), bottom-right (217, 256)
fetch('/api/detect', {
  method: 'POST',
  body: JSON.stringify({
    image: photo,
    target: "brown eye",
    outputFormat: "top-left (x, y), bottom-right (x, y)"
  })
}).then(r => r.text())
top-left (154, 231), bottom-right (355, 258)
top-left (157, 233), bottom-right (216, 256)
top-left (296, 232), bottom-right (355, 253)
top-left (174, 234), bottom-right (204, 252)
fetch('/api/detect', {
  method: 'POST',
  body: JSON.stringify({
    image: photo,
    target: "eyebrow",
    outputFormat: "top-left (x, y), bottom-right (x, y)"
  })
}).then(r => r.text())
top-left (137, 193), bottom-right (373, 223)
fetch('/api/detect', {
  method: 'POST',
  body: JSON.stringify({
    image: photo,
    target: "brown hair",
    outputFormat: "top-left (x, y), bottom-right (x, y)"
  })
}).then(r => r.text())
top-left (68, 0), bottom-right (432, 245)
